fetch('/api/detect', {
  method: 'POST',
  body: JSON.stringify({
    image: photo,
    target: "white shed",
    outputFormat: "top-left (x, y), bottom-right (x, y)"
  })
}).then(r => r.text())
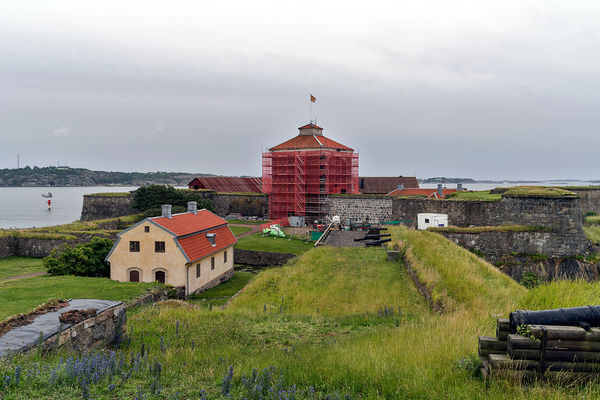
top-left (417, 213), bottom-right (448, 230)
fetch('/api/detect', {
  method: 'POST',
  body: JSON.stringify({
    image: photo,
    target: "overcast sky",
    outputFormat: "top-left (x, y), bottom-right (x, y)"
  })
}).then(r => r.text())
top-left (0, 1), bottom-right (598, 180)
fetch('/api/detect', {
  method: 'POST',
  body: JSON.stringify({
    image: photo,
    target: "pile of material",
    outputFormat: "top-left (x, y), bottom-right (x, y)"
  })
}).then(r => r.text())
top-left (479, 306), bottom-right (600, 379)
top-left (262, 224), bottom-right (286, 237)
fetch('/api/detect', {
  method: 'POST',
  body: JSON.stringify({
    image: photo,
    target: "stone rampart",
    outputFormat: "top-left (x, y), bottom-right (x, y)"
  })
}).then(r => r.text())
top-left (80, 194), bottom-right (138, 221)
top-left (439, 230), bottom-right (588, 258)
top-left (569, 188), bottom-right (600, 214)
top-left (234, 249), bottom-right (296, 266)
top-left (213, 193), bottom-right (268, 218)
top-left (391, 198), bottom-right (502, 226)
top-left (80, 192), bottom-right (268, 220)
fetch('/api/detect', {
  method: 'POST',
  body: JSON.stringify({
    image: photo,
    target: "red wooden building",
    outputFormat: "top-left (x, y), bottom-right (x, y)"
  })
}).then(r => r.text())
top-left (262, 123), bottom-right (359, 220)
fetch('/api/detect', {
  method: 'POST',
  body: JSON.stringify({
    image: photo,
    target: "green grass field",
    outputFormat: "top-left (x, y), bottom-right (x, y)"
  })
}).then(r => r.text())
top-left (446, 190), bottom-right (502, 201)
top-left (229, 225), bottom-right (252, 237)
top-left (0, 257), bottom-right (46, 281)
top-left (5, 229), bottom-right (600, 399)
top-left (0, 275), bottom-right (158, 320)
top-left (235, 233), bottom-right (314, 254)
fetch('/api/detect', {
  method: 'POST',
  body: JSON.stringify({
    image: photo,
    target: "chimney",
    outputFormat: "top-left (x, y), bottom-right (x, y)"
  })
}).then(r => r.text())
top-left (457, 183), bottom-right (463, 191)
top-left (187, 201), bottom-right (198, 214)
top-left (397, 184), bottom-right (404, 191)
top-left (161, 204), bottom-right (172, 218)
top-left (437, 184), bottom-right (443, 198)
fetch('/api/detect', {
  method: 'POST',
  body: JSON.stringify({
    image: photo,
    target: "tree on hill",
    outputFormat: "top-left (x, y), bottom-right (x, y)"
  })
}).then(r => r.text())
top-left (132, 185), bottom-right (214, 216)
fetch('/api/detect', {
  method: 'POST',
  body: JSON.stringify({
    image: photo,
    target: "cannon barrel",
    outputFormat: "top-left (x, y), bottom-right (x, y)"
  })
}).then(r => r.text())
top-left (510, 306), bottom-right (600, 333)
top-left (365, 238), bottom-right (392, 247)
top-left (367, 227), bottom-right (387, 234)
top-left (353, 234), bottom-right (392, 241)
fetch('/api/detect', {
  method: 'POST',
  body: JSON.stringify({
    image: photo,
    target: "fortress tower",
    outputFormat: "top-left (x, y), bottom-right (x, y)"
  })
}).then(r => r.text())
top-left (262, 123), bottom-right (359, 220)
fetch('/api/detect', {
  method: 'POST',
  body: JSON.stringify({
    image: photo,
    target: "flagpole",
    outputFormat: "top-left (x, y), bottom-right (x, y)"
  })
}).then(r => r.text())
top-left (309, 92), bottom-right (312, 123)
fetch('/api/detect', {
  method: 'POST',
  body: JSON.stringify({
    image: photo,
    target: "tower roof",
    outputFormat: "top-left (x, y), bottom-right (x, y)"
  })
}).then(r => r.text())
top-left (269, 124), bottom-right (354, 152)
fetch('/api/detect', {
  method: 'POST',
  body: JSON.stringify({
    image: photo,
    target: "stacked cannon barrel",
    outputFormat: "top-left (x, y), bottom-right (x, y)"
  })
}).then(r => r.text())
top-left (353, 227), bottom-right (391, 247)
top-left (479, 306), bottom-right (600, 379)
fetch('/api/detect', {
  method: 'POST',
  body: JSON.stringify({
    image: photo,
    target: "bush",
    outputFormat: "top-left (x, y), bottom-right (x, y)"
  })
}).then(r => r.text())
top-left (133, 185), bottom-right (214, 213)
top-left (44, 237), bottom-right (114, 277)
top-left (520, 272), bottom-right (542, 289)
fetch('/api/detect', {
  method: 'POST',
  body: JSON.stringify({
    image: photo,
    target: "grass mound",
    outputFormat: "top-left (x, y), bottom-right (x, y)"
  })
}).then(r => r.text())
top-left (0, 256), bottom-right (45, 281)
top-left (392, 226), bottom-right (524, 314)
top-left (446, 190), bottom-right (502, 201)
top-left (502, 186), bottom-right (577, 197)
top-left (229, 247), bottom-right (428, 317)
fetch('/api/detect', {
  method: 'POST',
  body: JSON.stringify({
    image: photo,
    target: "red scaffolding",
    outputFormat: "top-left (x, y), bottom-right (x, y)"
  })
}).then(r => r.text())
top-left (262, 149), bottom-right (359, 220)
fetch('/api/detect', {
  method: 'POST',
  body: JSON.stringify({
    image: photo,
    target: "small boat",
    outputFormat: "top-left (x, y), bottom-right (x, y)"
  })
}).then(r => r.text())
top-left (42, 192), bottom-right (53, 198)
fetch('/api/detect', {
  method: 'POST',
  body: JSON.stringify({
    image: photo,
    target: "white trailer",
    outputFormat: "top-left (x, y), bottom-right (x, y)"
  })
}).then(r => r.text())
top-left (417, 213), bottom-right (448, 230)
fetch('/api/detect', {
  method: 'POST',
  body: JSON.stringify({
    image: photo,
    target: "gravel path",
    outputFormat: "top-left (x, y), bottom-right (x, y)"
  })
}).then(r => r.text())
top-left (2, 271), bottom-right (48, 281)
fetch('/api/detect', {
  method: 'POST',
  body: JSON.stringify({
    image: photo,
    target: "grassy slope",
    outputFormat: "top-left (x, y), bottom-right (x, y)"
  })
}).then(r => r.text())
top-left (229, 247), bottom-right (427, 317)
top-left (0, 276), bottom-right (158, 320)
top-left (6, 230), bottom-right (600, 398)
top-left (235, 233), bottom-right (314, 255)
top-left (0, 257), bottom-right (45, 281)
top-left (446, 190), bottom-right (502, 201)
top-left (229, 225), bottom-right (252, 237)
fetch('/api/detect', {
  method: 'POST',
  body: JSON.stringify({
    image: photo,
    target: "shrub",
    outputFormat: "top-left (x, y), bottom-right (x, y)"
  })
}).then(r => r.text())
top-left (133, 185), bottom-right (214, 213)
top-left (44, 237), bottom-right (114, 277)
top-left (520, 272), bottom-right (542, 289)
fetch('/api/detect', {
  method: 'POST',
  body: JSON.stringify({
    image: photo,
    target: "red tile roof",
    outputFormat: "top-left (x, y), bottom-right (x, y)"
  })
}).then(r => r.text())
top-left (359, 176), bottom-right (419, 194)
top-left (151, 210), bottom-right (228, 237)
top-left (188, 177), bottom-right (263, 193)
top-left (269, 135), bottom-right (354, 151)
top-left (177, 225), bottom-right (237, 263)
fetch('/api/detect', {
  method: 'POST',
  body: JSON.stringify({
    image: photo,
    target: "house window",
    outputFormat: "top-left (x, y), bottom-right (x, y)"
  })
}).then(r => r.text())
top-left (155, 241), bottom-right (165, 253)
top-left (211, 257), bottom-right (215, 270)
top-left (144, 226), bottom-right (150, 233)
top-left (196, 264), bottom-right (201, 278)
top-left (224, 251), bottom-right (228, 263)
top-left (129, 241), bottom-right (140, 252)
top-left (425, 218), bottom-right (430, 223)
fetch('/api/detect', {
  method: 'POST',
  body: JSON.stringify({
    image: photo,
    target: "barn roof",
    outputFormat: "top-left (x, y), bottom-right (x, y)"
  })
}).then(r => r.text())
top-left (359, 176), bottom-right (420, 194)
top-left (187, 177), bottom-right (263, 193)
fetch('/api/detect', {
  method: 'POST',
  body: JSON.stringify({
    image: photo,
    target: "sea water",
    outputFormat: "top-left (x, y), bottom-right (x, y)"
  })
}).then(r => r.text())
top-left (0, 186), bottom-right (137, 229)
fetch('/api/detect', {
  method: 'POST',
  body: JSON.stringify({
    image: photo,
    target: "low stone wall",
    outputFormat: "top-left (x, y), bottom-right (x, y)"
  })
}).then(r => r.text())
top-left (37, 302), bottom-right (127, 353)
top-left (0, 234), bottom-right (116, 258)
top-left (326, 196), bottom-right (393, 223)
top-left (193, 267), bottom-right (234, 294)
top-left (234, 249), bottom-right (296, 266)
top-left (80, 194), bottom-right (138, 221)
top-left (0, 237), bottom-right (16, 258)
top-left (439, 230), bottom-right (588, 258)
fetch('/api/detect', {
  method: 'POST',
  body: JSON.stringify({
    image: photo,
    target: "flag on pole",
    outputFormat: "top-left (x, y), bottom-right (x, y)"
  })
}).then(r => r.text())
top-left (310, 94), bottom-right (316, 103)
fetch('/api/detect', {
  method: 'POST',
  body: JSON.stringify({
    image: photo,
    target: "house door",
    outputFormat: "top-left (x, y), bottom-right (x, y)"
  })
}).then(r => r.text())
top-left (155, 270), bottom-right (166, 284)
top-left (129, 270), bottom-right (139, 282)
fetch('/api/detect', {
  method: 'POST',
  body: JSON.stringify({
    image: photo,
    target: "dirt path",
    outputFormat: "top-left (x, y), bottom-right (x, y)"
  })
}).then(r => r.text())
top-left (229, 224), bottom-right (261, 239)
top-left (2, 271), bottom-right (48, 282)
